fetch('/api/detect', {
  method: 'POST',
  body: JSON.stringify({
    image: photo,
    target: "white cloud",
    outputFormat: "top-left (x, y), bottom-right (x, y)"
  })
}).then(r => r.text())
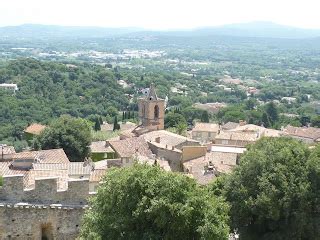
top-left (0, 0), bottom-right (320, 29)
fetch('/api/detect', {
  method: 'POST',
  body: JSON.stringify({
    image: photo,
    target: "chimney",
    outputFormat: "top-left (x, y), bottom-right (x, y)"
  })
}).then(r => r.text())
top-left (155, 137), bottom-right (161, 143)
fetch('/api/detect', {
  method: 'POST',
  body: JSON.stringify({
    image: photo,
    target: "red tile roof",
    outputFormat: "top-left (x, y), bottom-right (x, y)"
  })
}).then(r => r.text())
top-left (108, 136), bottom-right (152, 158)
top-left (24, 123), bottom-right (47, 135)
top-left (13, 149), bottom-right (70, 164)
top-left (283, 125), bottom-right (320, 140)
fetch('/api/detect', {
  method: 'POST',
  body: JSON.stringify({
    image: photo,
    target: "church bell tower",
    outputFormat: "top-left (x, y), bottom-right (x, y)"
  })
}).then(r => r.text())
top-left (138, 84), bottom-right (165, 130)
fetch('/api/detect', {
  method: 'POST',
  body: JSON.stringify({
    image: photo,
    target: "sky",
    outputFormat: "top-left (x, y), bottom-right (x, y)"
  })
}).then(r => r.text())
top-left (1, 0), bottom-right (320, 30)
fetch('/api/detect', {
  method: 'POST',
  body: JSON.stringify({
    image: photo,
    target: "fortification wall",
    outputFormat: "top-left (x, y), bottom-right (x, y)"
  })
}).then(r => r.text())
top-left (0, 175), bottom-right (90, 205)
top-left (0, 204), bottom-right (86, 239)
top-left (0, 175), bottom-right (92, 239)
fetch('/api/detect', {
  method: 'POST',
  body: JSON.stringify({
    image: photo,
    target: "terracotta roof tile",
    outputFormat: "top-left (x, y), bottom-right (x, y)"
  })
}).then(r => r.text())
top-left (24, 123), bottom-right (47, 135)
top-left (183, 152), bottom-right (237, 185)
top-left (12, 149), bottom-right (70, 164)
top-left (222, 122), bottom-right (239, 130)
top-left (90, 141), bottom-right (114, 153)
top-left (90, 169), bottom-right (107, 182)
top-left (0, 145), bottom-right (16, 155)
top-left (215, 131), bottom-right (258, 142)
top-left (142, 130), bottom-right (198, 148)
top-left (193, 123), bottom-right (220, 132)
top-left (108, 136), bottom-right (152, 158)
top-left (283, 125), bottom-right (320, 140)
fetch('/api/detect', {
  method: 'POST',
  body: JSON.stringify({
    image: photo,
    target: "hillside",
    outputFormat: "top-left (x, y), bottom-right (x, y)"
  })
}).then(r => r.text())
top-left (2, 22), bottom-right (320, 40)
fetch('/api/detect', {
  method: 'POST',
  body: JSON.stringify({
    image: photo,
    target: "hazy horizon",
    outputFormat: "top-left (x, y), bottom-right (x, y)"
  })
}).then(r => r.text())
top-left (1, 0), bottom-right (320, 30)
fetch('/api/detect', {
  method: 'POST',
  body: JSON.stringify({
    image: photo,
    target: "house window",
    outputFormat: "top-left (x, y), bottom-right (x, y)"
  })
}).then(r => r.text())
top-left (154, 105), bottom-right (159, 119)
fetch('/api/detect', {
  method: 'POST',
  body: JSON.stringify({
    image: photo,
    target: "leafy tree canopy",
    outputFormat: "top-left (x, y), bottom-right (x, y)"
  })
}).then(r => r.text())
top-left (80, 163), bottom-right (230, 240)
top-left (36, 115), bottom-right (92, 161)
top-left (220, 137), bottom-right (319, 240)
top-left (164, 112), bottom-right (187, 129)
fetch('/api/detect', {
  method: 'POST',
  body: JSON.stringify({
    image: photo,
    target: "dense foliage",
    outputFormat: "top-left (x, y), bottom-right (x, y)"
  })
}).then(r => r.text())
top-left (80, 163), bottom-right (230, 240)
top-left (36, 115), bottom-right (92, 161)
top-left (213, 137), bottom-right (320, 240)
top-left (0, 59), bottom-right (127, 147)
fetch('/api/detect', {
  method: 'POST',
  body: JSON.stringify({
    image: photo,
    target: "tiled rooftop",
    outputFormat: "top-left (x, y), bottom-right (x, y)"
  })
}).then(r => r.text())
top-left (216, 131), bottom-right (258, 142)
top-left (192, 123), bottom-right (220, 132)
top-left (283, 125), bottom-right (320, 140)
top-left (108, 136), bottom-right (153, 158)
top-left (142, 130), bottom-right (198, 148)
top-left (90, 141), bottom-right (114, 153)
top-left (183, 151), bottom-right (237, 185)
top-left (24, 123), bottom-right (47, 135)
top-left (13, 149), bottom-right (70, 164)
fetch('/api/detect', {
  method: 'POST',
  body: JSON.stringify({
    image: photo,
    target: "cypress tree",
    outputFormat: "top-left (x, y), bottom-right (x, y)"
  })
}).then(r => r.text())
top-left (113, 116), bottom-right (120, 131)
top-left (94, 118), bottom-right (101, 131)
top-left (201, 111), bottom-right (209, 123)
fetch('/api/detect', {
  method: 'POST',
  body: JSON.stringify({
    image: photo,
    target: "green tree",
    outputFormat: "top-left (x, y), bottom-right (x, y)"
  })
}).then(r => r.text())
top-left (265, 102), bottom-right (278, 125)
top-left (311, 115), bottom-right (320, 127)
top-left (94, 118), bottom-right (101, 131)
top-left (80, 164), bottom-right (230, 240)
top-left (164, 112), bottom-right (187, 128)
top-left (201, 110), bottom-right (210, 123)
top-left (306, 145), bottom-right (320, 238)
top-left (37, 115), bottom-right (92, 161)
top-left (245, 98), bottom-right (256, 110)
top-left (113, 116), bottom-right (120, 131)
top-left (107, 106), bottom-right (118, 117)
top-left (99, 116), bottom-right (103, 125)
top-left (223, 137), bottom-right (312, 240)
top-left (176, 122), bottom-right (188, 135)
top-left (261, 112), bottom-right (271, 128)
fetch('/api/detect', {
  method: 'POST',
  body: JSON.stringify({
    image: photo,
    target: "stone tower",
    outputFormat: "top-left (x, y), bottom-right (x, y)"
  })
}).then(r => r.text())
top-left (138, 84), bottom-right (165, 130)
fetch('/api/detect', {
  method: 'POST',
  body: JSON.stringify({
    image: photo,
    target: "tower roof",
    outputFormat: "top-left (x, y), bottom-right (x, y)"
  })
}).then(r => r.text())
top-left (146, 83), bottom-right (158, 101)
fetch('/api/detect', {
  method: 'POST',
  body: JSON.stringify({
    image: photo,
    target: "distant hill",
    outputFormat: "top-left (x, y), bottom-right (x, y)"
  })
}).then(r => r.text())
top-left (0, 24), bottom-right (142, 39)
top-left (190, 22), bottom-right (320, 39)
top-left (1, 22), bottom-right (320, 39)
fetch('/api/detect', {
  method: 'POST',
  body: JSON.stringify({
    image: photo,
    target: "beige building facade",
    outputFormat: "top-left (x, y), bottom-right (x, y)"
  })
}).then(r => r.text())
top-left (138, 84), bottom-right (165, 131)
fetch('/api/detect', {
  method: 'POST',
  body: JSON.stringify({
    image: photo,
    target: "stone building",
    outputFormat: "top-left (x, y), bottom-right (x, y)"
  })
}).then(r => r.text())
top-left (282, 125), bottom-right (320, 144)
top-left (137, 84), bottom-right (165, 132)
top-left (0, 175), bottom-right (91, 239)
top-left (191, 122), bottom-right (220, 143)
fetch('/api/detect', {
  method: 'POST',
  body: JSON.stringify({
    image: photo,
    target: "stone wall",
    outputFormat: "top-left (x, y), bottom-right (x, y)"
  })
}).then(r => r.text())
top-left (0, 175), bottom-right (92, 239)
top-left (0, 205), bottom-right (86, 239)
top-left (148, 142), bottom-right (182, 171)
top-left (182, 146), bottom-right (207, 162)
